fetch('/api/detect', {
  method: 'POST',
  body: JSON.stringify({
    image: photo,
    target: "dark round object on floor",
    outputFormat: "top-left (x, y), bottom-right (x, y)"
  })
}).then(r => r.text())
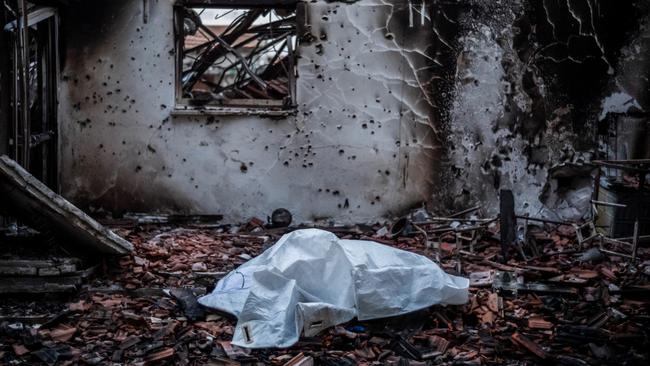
top-left (271, 208), bottom-right (292, 227)
top-left (390, 217), bottom-right (411, 237)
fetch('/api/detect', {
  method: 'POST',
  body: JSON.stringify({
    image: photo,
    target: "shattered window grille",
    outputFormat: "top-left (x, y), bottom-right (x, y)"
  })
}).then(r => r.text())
top-left (176, 4), bottom-right (297, 109)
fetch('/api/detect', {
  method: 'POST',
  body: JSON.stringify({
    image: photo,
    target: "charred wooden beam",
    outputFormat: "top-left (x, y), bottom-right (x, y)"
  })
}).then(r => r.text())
top-left (181, 0), bottom-right (298, 9)
top-left (0, 258), bottom-right (79, 276)
top-left (0, 275), bottom-right (82, 293)
top-left (500, 189), bottom-right (516, 260)
top-left (0, 155), bottom-right (133, 254)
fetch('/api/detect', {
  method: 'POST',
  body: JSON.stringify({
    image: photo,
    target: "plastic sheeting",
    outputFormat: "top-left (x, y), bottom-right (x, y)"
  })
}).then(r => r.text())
top-left (198, 229), bottom-right (469, 348)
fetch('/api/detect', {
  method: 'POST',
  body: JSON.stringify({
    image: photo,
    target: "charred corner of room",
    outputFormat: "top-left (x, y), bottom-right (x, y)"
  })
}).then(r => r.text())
top-left (512, 0), bottom-right (650, 138)
top-left (0, 0), bottom-right (133, 295)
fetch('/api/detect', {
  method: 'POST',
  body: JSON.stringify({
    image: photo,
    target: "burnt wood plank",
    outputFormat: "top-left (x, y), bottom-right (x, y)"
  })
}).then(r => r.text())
top-left (0, 155), bottom-right (133, 254)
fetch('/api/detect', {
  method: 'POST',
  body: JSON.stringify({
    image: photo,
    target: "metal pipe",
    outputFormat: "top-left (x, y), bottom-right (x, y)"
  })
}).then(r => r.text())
top-left (590, 200), bottom-right (627, 208)
top-left (448, 204), bottom-right (481, 218)
top-left (614, 234), bottom-right (650, 242)
top-left (592, 160), bottom-right (650, 173)
top-left (593, 159), bottom-right (650, 165)
top-left (413, 217), bottom-right (495, 224)
top-left (18, 0), bottom-right (30, 168)
top-left (515, 215), bottom-right (573, 226)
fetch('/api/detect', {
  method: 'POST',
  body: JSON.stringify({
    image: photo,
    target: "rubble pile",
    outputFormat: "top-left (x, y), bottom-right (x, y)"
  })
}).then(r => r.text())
top-left (0, 221), bottom-right (649, 365)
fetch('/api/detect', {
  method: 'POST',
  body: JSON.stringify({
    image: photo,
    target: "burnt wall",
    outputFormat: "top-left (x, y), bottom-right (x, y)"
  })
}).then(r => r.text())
top-left (442, 0), bottom-right (649, 220)
top-left (601, 7), bottom-right (650, 161)
top-left (57, 0), bottom-right (441, 223)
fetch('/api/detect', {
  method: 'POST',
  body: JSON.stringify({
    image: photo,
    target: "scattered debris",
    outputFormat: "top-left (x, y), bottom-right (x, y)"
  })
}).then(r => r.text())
top-left (169, 288), bottom-right (205, 322)
top-left (0, 216), bottom-right (647, 365)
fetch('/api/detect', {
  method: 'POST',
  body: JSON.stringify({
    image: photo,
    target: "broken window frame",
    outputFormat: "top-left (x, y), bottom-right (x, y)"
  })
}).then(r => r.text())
top-left (3, 1), bottom-right (59, 191)
top-left (173, 0), bottom-right (299, 113)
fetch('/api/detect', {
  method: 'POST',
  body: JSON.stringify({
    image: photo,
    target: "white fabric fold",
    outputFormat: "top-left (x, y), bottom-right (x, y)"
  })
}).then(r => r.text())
top-left (198, 229), bottom-right (469, 348)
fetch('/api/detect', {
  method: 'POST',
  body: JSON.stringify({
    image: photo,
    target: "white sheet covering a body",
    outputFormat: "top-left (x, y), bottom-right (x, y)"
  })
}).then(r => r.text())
top-left (198, 229), bottom-right (469, 348)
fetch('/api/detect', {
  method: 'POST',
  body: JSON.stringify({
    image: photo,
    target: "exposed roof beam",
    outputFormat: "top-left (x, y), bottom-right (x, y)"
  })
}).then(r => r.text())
top-left (180, 0), bottom-right (298, 9)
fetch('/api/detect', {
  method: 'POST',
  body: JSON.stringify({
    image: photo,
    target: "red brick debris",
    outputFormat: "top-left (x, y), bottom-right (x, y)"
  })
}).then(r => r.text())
top-left (0, 221), bottom-right (649, 365)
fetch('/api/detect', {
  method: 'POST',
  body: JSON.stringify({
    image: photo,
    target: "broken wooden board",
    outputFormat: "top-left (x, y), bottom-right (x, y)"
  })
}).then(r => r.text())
top-left (0, 276), bottom-right (82, 293)
top-left (511, 332), bottom-right (548, 359)
top-left (0, 264), bottom-right (96, 293)
top-left (0, 155), bottom-right (132, 254)
top-left (0, 258), bottom-right (79, 276)
top-left (283, 353), bottom-right (314, 366)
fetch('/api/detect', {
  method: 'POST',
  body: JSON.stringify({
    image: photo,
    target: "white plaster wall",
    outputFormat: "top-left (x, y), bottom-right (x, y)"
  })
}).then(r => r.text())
top-left (58, 0), bottom-right (440, 223)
